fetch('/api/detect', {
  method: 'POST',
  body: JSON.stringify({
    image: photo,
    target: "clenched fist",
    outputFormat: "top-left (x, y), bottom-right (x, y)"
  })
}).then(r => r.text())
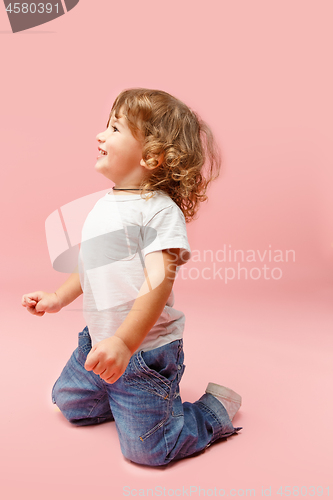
top-left (84, 336), bottom-right (132, 384)
top-left (21, 291), bottom-right (62, 316)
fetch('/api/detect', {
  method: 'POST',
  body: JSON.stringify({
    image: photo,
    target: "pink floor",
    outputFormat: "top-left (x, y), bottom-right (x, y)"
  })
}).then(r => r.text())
top-left (3, 276), bottom-right (332, 500)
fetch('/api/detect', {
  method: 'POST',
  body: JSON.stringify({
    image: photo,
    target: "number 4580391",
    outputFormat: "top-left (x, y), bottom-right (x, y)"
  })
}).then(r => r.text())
top-left (6, 3), bottom-right (59, 14)
top-left (276, 486), bottom-right (329, 496)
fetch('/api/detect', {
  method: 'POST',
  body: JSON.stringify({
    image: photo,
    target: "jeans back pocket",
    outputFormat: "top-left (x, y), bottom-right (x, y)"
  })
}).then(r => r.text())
top-left (123, 350), bottom-right (172, 400)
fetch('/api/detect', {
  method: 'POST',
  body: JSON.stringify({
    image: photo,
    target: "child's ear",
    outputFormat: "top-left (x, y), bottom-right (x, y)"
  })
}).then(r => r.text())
top-left (140, 158), bottom-right (149, 169)
top-left (140, 154), bottom-right (163, 170)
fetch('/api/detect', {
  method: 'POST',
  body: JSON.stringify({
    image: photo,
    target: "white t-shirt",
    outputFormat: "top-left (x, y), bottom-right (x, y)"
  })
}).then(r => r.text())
top-left (78, 190), bottom-right (191, 353)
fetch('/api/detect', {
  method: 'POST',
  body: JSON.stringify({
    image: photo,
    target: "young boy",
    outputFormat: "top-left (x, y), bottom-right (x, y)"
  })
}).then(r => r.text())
top-left (22, 88), bottom-right (242, 466)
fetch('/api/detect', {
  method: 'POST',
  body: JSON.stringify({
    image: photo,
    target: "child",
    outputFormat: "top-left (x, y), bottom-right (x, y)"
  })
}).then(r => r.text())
top-left (22, 88), bottom-right (242, 466)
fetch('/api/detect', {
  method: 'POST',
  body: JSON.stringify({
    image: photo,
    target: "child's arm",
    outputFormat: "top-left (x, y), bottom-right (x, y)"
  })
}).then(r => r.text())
top-left (84, 249), bottom-right (179, 384)
top-left (21, 271), bottom-right (83, 316)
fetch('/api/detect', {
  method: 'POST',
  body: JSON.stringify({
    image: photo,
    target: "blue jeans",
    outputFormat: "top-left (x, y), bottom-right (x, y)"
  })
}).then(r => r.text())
top-left (51, 326), bottom-right (242, 466)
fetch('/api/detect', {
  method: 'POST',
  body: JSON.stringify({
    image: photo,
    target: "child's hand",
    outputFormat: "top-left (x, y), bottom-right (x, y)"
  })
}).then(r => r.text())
top-left (21, 291), bottom-right (62, 316)
top-left (84, 336), bottom-right (132, 384)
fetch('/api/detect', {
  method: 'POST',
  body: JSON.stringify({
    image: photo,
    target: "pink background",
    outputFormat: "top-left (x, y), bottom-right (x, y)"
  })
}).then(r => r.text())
top-left (1, 1), bottom-right (332, 499)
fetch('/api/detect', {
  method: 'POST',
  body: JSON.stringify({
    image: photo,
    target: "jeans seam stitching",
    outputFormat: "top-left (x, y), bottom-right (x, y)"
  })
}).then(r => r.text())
top-left (87, 393), bottom-right (110, 419)
top-left (139, 416), bottom-right (168, 442)
top-left (136, 355), bottom-right (171, 391)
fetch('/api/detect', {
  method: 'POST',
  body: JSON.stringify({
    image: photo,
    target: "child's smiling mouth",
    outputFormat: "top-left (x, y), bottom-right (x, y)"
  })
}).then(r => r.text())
top-left (97, 147), bottom-right (108, 158)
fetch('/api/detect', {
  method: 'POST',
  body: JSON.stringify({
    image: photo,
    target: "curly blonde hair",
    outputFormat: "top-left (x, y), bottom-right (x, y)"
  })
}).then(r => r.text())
top-left (108, 88), bottom-right (222, 222)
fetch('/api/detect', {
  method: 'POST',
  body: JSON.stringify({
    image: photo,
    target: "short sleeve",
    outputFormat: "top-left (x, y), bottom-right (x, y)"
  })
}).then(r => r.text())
top-left (141, 205), bottom-right (191, 266)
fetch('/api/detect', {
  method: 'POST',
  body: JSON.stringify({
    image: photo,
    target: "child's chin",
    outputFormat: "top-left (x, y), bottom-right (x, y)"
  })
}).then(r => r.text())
top-left (94, 162), bottom-right (104, 172)
top-left (94, 166), bottom-right (113, 182)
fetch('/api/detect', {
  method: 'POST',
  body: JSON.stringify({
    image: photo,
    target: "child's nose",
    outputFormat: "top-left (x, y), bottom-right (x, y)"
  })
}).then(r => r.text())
top-left (96, 127), bottom-right (110, 142)
top-left (96, 134), bottom-right (106, 144)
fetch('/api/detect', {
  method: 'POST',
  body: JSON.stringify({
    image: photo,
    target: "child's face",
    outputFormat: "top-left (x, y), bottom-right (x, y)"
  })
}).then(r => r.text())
top-left (95, 110), bottom-right (147, 187)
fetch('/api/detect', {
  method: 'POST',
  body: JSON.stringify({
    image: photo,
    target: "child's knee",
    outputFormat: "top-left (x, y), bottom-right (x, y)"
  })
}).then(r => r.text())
top-left (123, 451), bottom-right (169, 467)
top-left (51, 382), bottom-right (67, 411)
top-left (121, 440), bottom-right (171, 467)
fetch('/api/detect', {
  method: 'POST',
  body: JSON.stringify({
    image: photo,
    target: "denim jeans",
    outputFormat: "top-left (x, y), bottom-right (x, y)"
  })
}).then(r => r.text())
top-left (51, 326), bottom-right (242, 466)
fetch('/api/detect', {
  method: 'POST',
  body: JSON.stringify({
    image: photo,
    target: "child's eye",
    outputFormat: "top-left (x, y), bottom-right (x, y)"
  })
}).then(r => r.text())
top-left (112, 126), bottom-right (119, 132)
